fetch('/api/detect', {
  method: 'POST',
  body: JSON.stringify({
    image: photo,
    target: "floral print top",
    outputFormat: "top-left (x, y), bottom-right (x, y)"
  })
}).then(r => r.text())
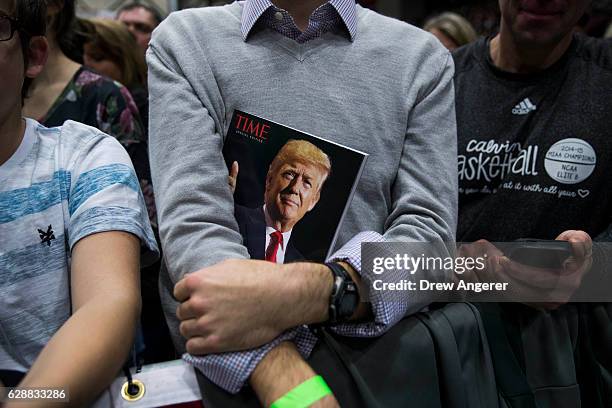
top-left (42, 66), bottom-right (157, 228)
top-left (42, 66), bottom-right (144, 145)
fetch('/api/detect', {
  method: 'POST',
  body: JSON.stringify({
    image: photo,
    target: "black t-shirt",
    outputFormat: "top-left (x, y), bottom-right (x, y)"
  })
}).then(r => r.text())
top-left (453, 35), bottom-right (612, 242)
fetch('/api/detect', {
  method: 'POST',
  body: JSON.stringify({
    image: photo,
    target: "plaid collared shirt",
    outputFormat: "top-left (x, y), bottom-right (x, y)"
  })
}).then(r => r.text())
top-left (240, 0), bottom-right (358, 43)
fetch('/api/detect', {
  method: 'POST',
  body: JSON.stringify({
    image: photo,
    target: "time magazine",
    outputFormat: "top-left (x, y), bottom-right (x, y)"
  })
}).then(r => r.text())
top-left (223, 110), bottom-right (368, 262)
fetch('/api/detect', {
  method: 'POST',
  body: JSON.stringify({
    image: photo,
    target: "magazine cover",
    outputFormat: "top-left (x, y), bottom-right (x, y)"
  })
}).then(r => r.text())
top-left (223, 110), bottom-right (368, 263)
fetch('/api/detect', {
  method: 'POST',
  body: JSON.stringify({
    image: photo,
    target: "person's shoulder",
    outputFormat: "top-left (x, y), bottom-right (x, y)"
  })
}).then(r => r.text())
top-left (56, 122), bottom-right (157, 254)
top-left (451, 38), bottom-right (485, 75)
top-left (9, 119), bottom-right (62, 179)
top-left (74, 67), bottom-right (134, 107)
top-left (151, 2), bottom-right (241, 49)
top-left (57, 120), bottom-right (131, 168)
top-left (58, 119), bottom-right (125, 149)
top-left (356, 6), bottom-right (415, 34)
top-left (574, 34), bottom-right (612, 73)
top-left (81, 67), bottom-right (131, 92)
top-left (73, 67), bottom-right (143, 142)
top-left (357, 6), bottom-right (443, 53)
top-left (28, 117), bottom-right (62, 142)
top-left (356, 6), bottom-right (451, 75)
top-left (74, 67), bottom-right (118, 92)
top-left (164, 1), bottom-right (240, 25)
top-left (234, 204), bottom-right (262, 222)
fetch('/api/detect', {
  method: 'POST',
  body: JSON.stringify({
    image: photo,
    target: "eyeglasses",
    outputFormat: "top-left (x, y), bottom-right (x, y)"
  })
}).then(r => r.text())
top-left (0, 16), bottom-right (20, 42)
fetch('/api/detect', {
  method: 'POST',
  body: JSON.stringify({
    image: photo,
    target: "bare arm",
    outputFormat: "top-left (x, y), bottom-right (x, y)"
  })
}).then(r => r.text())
top-left (247, 262), bottom-right (366, 407)
top-left (9, 231), bottom-right (141, 408)
top-left (177, 260), bottom-right (366, 404)
top-left (265, 261), bottom-right (370, 327)
top-left (175, 260), bottom-right (368, 354)
top-left (250, 342), bottom-right (338, 408)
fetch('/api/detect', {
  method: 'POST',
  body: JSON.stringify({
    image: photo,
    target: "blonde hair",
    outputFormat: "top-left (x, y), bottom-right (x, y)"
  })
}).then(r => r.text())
top-left (81, 18), bottom-right (147, 88)
top-left (424, 12), bottom-right (478, 48)
top-left (269, 140), bottom-right (332, 187)
top-left (605, 22), bottom-right (612, 39)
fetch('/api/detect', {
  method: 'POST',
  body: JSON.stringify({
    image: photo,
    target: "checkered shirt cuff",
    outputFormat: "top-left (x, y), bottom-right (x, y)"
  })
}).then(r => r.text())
top-left (183, 326), bottom-right (317, 394)
top-left (328, 231), bottom-right (408, 337)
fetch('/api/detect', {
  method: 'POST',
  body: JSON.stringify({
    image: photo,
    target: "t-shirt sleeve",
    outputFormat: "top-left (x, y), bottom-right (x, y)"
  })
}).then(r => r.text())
top-left (62, 121), bottom-right (158, 256)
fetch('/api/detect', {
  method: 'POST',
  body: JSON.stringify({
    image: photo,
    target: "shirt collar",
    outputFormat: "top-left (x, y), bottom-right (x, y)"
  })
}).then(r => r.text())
top-left (263, 205), bottom-right (292, 249)
top-left (240, 0), bottom-right (358, 42)
top-left (265, 226), bottom-right (292, 249)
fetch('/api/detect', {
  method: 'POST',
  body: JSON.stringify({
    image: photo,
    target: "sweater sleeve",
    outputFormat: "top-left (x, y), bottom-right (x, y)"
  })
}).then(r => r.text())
top-left (329, 49), bottom-right (458, 337)
top-left (147, 38), bottom-right (250, 284)
top-left (147, 21), bottom-right (299, 395)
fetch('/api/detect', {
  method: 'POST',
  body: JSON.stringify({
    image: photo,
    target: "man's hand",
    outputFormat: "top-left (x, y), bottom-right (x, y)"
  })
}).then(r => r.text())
top-left (228, 161), bottom-right (239, 194)
top-left (459, 231), bottom-right (593, 309)
top-left (174, 260), bottom-right (332, 354)
top-left (500, 230), bottom-right (592, 309)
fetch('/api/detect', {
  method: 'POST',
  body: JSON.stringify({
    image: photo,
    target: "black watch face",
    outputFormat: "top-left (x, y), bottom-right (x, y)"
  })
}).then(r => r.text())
top-left (338, 282), bottom-right (359, 320)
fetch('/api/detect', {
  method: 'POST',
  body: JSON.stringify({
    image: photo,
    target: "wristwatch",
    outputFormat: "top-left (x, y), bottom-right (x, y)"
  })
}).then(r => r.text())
top-left (325, 262), bottom-right (360, 325)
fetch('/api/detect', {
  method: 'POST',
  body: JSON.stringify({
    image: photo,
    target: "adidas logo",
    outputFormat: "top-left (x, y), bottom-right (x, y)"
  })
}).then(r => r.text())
top-left (512, 98), bottom-right (537, 115)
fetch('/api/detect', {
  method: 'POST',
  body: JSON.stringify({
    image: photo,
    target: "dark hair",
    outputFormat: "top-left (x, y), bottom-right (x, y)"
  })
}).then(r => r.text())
top-left (46, 0), bottom-right (85, 63)
top-left (15, 0), bottom-right (47, 101)
top-left (117, 2), bottom-right (164, 26)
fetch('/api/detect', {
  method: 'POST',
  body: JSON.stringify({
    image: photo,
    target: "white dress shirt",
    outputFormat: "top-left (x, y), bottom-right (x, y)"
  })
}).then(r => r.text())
top-left (263, 205), bottom-right (292, 264)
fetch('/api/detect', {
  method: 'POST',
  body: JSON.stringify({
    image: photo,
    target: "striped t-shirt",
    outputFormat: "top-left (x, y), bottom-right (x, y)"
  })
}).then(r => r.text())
top-left (0, 119), bottom-right (158, 372)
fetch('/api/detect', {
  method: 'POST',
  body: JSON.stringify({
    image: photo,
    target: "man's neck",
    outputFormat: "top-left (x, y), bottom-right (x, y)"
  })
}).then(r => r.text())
top-left (23, 38), bottom-right (80, 120)
top-left (490, 27), bottom-right (574, 74)
top-left (271, 0), bottom-right (328, 31)
top-left (263, 205), bottom-right (294, 233)
top-left (0, 109), bottom-right (26, 167)
top-left (30, 38), bottom-right (80, 89)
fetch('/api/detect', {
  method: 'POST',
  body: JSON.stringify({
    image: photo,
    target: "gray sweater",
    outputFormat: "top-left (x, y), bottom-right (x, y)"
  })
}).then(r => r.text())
top-left (148, 0), bottom-right (458, 383)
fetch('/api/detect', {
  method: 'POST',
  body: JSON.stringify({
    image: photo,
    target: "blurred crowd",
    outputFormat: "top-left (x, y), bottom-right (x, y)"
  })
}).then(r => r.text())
top-left (0, 0), bottom-right (612, 401)
top-left (10, 0), bottom-right (612, 377)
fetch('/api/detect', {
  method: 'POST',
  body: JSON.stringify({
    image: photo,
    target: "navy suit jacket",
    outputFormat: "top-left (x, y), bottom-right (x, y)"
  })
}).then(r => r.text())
top-left (234, 205), bottom-right (304, 263)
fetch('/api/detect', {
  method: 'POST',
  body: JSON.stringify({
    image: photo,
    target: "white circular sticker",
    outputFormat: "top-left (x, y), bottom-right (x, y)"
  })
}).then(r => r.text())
top-left (544, 138), bottom-right (596, 184)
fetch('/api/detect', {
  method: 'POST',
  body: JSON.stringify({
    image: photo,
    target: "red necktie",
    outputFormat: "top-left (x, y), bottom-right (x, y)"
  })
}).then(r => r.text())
top-left (265, 231), bottom-right (284, 263)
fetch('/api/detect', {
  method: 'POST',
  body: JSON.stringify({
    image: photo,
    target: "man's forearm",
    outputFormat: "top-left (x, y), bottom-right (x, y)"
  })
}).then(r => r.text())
top-left (250, 342), bottom-right (337, 407)
top-left (176, 257), bottom-right (375, 395)
top-left (11, 295), bottom-right (139, 408)
top-left (250, 342), bottom-right (316, 406)
top-left (9, 232), bottom-right (142, 408)
top-left (281, 261), bottom-right (371, 328)
top-left (280, 263), bottom-right (331, 327)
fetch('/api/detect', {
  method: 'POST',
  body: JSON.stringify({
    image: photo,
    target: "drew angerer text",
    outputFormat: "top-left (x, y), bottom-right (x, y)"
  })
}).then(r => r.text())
top-left (372, 279), bottom-right (508, 293)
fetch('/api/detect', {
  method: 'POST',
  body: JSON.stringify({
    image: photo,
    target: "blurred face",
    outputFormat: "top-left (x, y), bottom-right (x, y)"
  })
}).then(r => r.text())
top-left (264, 159), bottom-right (327, 230)
top-left (83, 43), bottom-right (122, 83)
top-left (117, 7), bottom-right (156, 54)
top-left (499, 0), bottom-right (590, 46)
